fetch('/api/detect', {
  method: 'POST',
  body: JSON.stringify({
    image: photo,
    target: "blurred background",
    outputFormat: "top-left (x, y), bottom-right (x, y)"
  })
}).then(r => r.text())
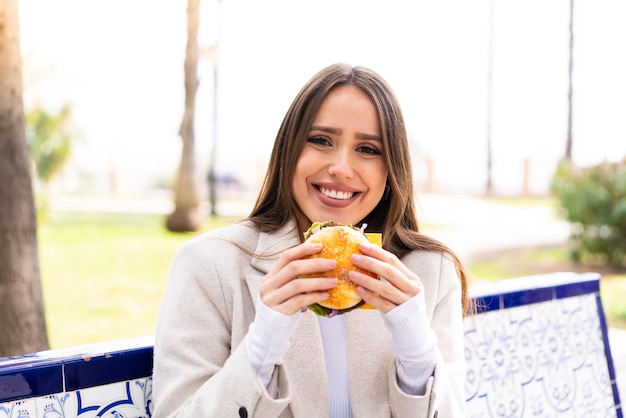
top-left (11, 0), bottom-right (626, 368)
top-left (20, 0), bottom-right (626, 202)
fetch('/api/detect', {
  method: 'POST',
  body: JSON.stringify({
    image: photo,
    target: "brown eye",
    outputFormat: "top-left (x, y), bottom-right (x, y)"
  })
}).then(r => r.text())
top-left (357, 145), bottom-right (382, 155)
top-left (307, 136), bottom-right (331, 146)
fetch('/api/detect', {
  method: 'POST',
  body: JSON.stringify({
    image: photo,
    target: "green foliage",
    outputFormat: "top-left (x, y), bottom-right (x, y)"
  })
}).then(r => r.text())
top-left (26, 105), bottom-right (73, 185)
top-left (551, 159), bottom-right (626, 268)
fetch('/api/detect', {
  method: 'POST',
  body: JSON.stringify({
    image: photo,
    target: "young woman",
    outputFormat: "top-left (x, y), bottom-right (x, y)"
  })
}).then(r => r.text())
top-left (153, 63), bottom-right (471, 418)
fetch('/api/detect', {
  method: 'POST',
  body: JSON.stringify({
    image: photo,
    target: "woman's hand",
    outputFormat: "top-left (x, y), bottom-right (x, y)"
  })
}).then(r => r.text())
top-left (259, 243), bottom-right (338, 315)
top-left (348, 243), bottom-right (422, 313)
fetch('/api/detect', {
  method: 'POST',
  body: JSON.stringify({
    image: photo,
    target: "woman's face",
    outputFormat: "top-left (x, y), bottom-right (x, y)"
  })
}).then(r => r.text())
top-left (292, 85), bottom-right (388, 232)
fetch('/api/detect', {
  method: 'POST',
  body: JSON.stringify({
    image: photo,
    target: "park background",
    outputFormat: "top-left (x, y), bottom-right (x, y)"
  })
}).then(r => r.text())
top-left (19, 0), bottom-right (626, 199)
top-left (13, 3), bottom-right (626, 399)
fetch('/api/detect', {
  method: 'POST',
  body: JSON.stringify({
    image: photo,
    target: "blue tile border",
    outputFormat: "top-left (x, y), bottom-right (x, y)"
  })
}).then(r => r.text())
top-left (555, 275), bottom-right (601, 299)
top-left (64, 346), bottom-right (153, 391)
top-left (470, 272), bottom-right (601, 314)
top-left (596, 294), bottom-right (624, 418)
top-left (0, 336), bottom-right (153, 403)
top-left (501, 285), bottom-right (553, 309)
top-left (0, 360), bottom-right (63, 403)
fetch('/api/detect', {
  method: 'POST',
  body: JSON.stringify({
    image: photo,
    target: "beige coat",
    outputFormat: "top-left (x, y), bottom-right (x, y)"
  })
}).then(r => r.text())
top-left (153, 220), bottom-right (466, 418)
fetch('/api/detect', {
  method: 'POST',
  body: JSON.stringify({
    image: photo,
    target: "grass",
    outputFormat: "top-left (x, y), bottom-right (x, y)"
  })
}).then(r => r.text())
top-left (37, 201), bottom-right (626, 350)
top-left (602, 277), bottom-right (626, 329)
top-left (469, 246), bottom-right (574, 280)
top-left (468, 246), bottom-right (626, 329)
top-left (38, 211), bottom-right (241, 349)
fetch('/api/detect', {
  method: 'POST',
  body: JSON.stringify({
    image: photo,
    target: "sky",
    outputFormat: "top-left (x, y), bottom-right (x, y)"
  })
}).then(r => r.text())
top-left (17, 0), bottom-right (626, 197)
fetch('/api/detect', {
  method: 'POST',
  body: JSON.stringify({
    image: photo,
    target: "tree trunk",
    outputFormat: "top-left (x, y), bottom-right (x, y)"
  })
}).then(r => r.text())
top-left (0, 0), bottom-right (49, 356)
top-left (166, 0), bottom-right (203, 232)
top-left (565, 0), bottom-right (574, 160)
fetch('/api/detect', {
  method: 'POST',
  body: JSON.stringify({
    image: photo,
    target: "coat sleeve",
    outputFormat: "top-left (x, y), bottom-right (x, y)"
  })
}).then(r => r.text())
top-left (152, 237), bottom-right (291, 417)
top-left (387, 253), bottom-right (467, 418)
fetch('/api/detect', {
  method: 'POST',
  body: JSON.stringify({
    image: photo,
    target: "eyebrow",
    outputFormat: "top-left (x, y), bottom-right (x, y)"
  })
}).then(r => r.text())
top-left (310, 125), bottom-right (382, 142)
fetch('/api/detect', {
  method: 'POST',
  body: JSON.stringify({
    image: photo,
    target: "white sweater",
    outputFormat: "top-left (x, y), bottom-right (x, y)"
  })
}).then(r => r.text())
top-left (246, 293), bottom-right (437, 418)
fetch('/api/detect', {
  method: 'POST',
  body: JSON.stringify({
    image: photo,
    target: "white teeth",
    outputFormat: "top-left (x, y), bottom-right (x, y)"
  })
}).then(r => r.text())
top-left (320, 187), bottom-right (354, 200)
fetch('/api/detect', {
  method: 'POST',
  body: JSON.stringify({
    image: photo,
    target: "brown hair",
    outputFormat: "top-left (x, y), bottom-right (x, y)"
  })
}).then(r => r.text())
top-left (248, 63), bottom-right (472, 315)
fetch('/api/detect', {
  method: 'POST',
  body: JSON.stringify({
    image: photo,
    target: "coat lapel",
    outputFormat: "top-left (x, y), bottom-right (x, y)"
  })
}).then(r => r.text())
top-left (246, 220), bottom-right (301, 300)
top-left (245, 221), bottom-right (329, 416)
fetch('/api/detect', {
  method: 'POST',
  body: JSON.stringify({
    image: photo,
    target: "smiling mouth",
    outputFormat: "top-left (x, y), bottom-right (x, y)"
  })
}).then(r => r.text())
top-left (318, 186), bottom-right (356, 200)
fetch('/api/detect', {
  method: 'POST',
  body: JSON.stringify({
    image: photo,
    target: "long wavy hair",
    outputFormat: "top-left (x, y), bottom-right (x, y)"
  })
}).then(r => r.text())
top-left (248, 63), bottom-right (472, 315)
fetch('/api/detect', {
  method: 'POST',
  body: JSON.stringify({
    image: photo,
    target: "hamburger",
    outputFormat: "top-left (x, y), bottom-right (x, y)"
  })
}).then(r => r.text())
top-left (301, 221), bottom-right (378, 317)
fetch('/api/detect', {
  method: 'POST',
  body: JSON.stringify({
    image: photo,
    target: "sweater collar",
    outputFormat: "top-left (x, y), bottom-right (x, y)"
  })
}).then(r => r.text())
top-left (249, 219), bottom-right (302, 274)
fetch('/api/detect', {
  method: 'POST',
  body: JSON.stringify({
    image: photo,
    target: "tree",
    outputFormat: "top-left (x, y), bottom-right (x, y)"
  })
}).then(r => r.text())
top-left (0, 0), bottom-right (49, 356)
top-left (485, 0), bottom-right (495, 195)
top-left (564, 0), bottom-right (574, 160)
top-left (166, 0), bottom-right (203, 232)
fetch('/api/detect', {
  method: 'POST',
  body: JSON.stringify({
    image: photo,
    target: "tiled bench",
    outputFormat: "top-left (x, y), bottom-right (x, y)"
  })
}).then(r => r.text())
top-left (466, 272), bottom-right (622, 417)
top-left (0, 336), bottom-right (153, 417)
top-left (0, 272), bottom-right (622, 417)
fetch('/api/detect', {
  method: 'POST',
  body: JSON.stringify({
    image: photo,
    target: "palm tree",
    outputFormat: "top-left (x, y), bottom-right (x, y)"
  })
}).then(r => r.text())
top-left (166, 0), bottom-right (203, 232)
top-left (485, 0), bottom-right (495, 195)
top-left (0, 0), bottom-right (49, 356)
top-left (564, 0), bottom-right (574, 161)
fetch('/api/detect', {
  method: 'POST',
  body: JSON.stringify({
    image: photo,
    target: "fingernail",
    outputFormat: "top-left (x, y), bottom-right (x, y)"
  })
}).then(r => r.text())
top-left (326, 259), bottom-right (337, 267)
top-left (360, 243), bottom-right (372, 251)
top-left (352, 254), bottom-right (362, 262)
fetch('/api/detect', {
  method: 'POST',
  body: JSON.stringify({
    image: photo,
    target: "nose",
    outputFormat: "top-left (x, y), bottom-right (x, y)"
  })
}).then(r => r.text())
top-left (327, 149), bottom-right (355, 179)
